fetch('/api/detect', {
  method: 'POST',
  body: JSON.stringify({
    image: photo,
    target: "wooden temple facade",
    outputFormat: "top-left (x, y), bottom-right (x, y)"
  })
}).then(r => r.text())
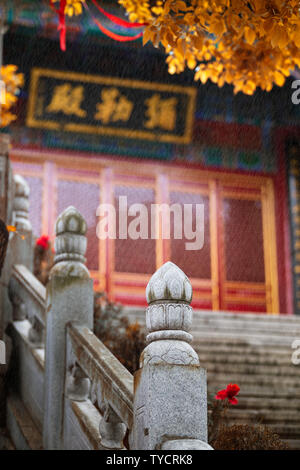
top-left (3, 0), bottom-right (300, 314)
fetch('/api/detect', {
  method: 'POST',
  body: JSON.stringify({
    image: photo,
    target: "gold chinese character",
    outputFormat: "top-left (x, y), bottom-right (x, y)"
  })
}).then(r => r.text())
top-left (144, 94), bottom-right (177, 131)
top-left (46, 83), bottom-right (86, 118)
top-left (94, 88), bottom-right (133, 124)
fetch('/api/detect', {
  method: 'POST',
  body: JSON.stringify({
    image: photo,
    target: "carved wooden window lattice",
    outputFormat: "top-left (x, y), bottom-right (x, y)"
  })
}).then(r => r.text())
top-left (11, 156), bottom-right (279, 313)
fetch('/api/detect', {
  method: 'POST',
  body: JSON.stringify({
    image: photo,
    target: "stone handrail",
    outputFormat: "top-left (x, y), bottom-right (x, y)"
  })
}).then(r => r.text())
top-left (4, 183), bottom-right (211, 450)
top-left (9, 264), bottom-right (46, 347)
top-left (11, 264), bottom-right (46, 321)
top-left (67, 323), bottom-right (133, 430)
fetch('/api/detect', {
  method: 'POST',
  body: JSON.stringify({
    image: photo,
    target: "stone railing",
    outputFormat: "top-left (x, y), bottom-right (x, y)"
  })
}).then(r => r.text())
top-left (2, 174), bottom-right (212, 450)
top-left (65, 323), bottom-right (133, 449)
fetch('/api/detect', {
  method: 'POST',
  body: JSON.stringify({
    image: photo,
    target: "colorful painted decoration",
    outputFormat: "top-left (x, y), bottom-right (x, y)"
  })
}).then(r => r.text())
top-left (46, 1), bottom-right (300, 95)
top-left (50, 0), bottom-right (144, 49)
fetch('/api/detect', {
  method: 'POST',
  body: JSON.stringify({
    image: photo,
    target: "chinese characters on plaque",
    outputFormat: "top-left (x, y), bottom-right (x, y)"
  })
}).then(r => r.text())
top-left (27, 68), bottom-right (196, 144)
top-left (287, 139), bottom-right (300, 315)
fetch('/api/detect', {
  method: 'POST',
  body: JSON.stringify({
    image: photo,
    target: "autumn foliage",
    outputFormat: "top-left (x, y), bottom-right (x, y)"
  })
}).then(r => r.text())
top-left (94, 291), bottom-right (145, 374)
top-left (0, 65), bottom-right (24, 128)
top-left (119, 0), bottom-right (300, 94)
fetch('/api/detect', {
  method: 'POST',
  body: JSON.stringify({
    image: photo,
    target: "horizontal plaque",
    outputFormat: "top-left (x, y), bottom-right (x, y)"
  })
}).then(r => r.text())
top-left (26, 68), bottom-right (196, 144)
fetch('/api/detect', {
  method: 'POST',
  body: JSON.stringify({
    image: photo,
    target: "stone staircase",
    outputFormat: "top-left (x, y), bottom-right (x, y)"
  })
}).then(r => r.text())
top-left (125, 308), bottom-right (300, 449)
top-left (192, 312), bottom-right (300, 450)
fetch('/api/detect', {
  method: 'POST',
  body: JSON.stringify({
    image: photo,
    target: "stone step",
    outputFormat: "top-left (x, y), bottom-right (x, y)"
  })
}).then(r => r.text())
top-left (124, 307), bottom-right (300, 324)
top-left (192, 335), bottom-right (294, 356)
top-left (193, 324), bottom-right (300, 337)
top-left (229, 397), bottom-right (300, 411)
top-left (226, 408), bottom-right (300, 423)
top-left (126, 309), bottom-right (300, 448)
top-left (192, 342), bottom-right (294, 358)
top-left (207, 380), bottom-right (300, 398)
top-left (193, 331), bottom-right (297, 346)
top-left (193, 311), bottom-right (300, 324)
top-left (195, 342), bottom-right (292, 357)
top-left (194, 312), bottom-right (300, 324)
top-left (126, 309), bottom-right (300, 338)
top-left (283, 439), bottom-right (300, 450)
top-left (207, 373), bottom-right (299, 388)
top-left (202, 362), bottom-right (300, 378)
top-left (197, 352), bottom-right (293, 366)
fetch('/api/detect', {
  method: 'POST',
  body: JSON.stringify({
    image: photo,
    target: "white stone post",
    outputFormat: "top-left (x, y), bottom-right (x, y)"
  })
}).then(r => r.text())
top-left (10, 174), bottom-right (33, 271)
top-left (2, 175), bottom-right (33, 330)
top-left (0, 135), bottom-right (12, 225)
top-left (1, 174), bottom-right (33, 365)
top-left (0, 135), bottom-right (12, 427)
top-left (131, 262), bottom-right (213, 450)
top-left (43, 206), bottom-right (94, 450)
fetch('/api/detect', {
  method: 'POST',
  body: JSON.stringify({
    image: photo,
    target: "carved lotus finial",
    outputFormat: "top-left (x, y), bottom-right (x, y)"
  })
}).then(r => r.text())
top-left (14, 174), bottom-right (30, 198)
top-left (13, 174), bottom-right (31, 231)
top-left (146, 261), bottom-right (192, 304)
top-left (55, 206), bottom-right (87, 236)
top-left (54, 206), bottom-right (87, 264)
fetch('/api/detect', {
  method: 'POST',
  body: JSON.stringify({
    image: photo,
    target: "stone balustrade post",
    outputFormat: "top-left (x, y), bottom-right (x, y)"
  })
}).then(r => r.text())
top-left (0, 135), bottom-right (13, 225)
top-left (1, 174), bottom-right (33, 350)
top-left (131, 262), bottom-right (213, 450)
top-left (3, 175), bottom-right (33, 330)
top-left (0, 135), bottom-right (12, 426)
top-left (10, 174), bottom-right (33, 271)
top-left (43, 206), bottom-right (94, 450)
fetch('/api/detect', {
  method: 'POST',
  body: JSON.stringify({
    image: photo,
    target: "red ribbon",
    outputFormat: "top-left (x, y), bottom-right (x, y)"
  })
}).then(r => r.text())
top-left (58, 0), bottom-right (67, 51)
top-left (50, 0), bottom-right (145, 49)
top-left (92, 17), bottom-right (143, 42)
top-left (49, 0), bottom-right (66, 51)
top-left (90, 0), bottom-right (147, 28)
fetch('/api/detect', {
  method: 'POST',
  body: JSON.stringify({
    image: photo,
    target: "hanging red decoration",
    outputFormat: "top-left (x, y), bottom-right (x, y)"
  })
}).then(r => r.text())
top-left (50, 0), bottom-right (67, 51)
top-left (91, 16), bottom-right (143, 42)
top-left (50, 0), bottom-right (145, 50)
top-left (90, 0), bottom-right (146, 28)
top-left (58, 0), bottom-right (67, 51)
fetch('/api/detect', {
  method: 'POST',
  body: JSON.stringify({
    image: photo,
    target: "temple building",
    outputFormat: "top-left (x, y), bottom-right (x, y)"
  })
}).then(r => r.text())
top-left (2, 0), bottom-right (300, 315)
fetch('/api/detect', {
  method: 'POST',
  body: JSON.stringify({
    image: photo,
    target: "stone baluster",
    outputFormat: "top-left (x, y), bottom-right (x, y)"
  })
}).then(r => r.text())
top-left (7, 278), bottom-right (27, 321)
top-left (65, 362), bottom-right (90, 402)
top-left (43, 206), bottom-right (93, 450)
top-left (28, 315), bottom-right (44, 347)
top-left (98, 400), bottom-right (127, 450)
top-left (131, 261), bottom-right (213, 450)
top-left (7, 275), bottom-right (44, 347)
top-left (10, 174), bottom-right (33, 271)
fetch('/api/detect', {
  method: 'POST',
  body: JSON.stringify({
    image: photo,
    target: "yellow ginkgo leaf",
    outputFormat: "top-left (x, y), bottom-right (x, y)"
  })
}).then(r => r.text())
top-left (118, 0), bottom-right (300, 95)
top-left (245, 27), bottom-right (256, 45)
top-left (274, 70), bottom-right (285, 86)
